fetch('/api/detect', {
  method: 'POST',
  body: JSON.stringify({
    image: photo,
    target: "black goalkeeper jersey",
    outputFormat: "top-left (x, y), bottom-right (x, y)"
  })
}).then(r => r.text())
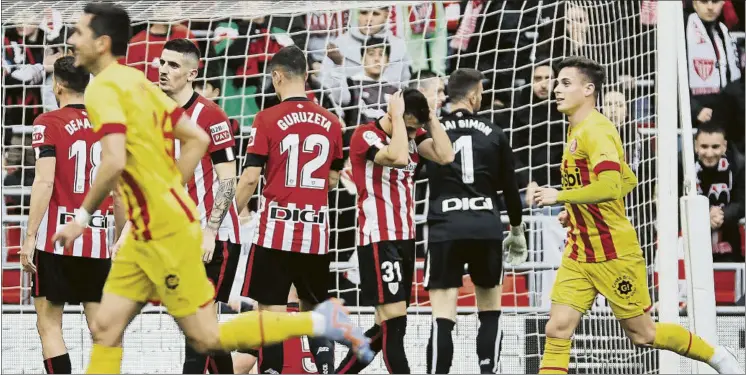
top-left (426, 109), bottom-right (523, 242)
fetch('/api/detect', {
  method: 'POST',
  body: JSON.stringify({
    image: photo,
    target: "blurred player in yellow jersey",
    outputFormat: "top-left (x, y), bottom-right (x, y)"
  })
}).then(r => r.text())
top-left (531, 56), bottom-right (742, 374)
top-left (53, 3), bottom-right (372, 374)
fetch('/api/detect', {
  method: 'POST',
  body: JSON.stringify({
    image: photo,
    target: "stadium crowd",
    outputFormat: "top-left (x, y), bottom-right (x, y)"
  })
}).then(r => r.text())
top-left (2, 0), bottom-right (744, 309)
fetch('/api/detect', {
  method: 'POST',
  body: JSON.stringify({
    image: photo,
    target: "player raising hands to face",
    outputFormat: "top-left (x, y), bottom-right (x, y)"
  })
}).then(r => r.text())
top-left (531, 56), bottom-right (742, 374)
top-left (54, 4), bottom-right (372, 373)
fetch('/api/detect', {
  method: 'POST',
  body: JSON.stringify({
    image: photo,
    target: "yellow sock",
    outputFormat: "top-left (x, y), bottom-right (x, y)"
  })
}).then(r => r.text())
top-left (86, 344), bottom-right (123, 374)
top-left (219, 310), bottom-right (317, 351)
top-left (653, 323), bottom-right (715, 362)
top-left (539, 337), bottom-right (572, 374)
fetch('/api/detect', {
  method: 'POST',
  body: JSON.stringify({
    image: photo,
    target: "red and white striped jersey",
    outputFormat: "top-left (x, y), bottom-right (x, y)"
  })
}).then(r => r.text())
top-left (179, 92), bottom-right (242, 244)
top-left (31, 104), bottom-right (112, 258)
top-left (349, 121), bottom-right (428, 246)
top-left (244, 98), bottom-right (344, 254)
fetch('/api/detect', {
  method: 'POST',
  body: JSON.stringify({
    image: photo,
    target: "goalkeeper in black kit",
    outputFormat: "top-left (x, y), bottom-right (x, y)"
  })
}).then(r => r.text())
top-left (423, 68), bottom-right (527, 374)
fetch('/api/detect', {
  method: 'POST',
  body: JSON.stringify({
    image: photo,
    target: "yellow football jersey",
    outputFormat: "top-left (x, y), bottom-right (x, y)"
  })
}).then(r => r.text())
top-left (561, 110), bottom-right (640, 262)
top-left (85, 62), bottom-right (197, 240)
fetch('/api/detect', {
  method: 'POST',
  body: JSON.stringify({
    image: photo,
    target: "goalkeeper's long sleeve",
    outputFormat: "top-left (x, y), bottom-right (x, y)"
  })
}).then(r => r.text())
top-left (556, 170), bottom-right (623, 204)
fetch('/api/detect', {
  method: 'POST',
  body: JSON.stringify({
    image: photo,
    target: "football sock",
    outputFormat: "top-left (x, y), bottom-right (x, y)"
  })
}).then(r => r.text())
top-left (208, 353), bottom-right (234, 374)
top-left (538, 337), bottom-right (571, 374)
top-left (308, 337), bottom-right (335, 374)
top-left (653, 323), bottom-right (715, 363)
top-left (381, 316), bottom-right (410, 374)
top-left (258, 343), bottom-right (284, 374)
top-left (477, 310), bottom-right (503, 374)
top-left (218, 310), bottom-right (316, 350)
top-left (44, 353), bottom-right (72, 374)
top-left (336, 324), bottom-right (382, 374)
top-left (85, 344), bottom-right (123, 374)
top-left (182, 342), bottom-right (208, 374)
top-left (426, 318), bottom-right (455, 374)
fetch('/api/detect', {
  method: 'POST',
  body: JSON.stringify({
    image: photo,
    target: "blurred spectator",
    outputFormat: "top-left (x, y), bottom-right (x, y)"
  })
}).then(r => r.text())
top-left (603, 90), bottom-right (641, 172)
top-left (2, 11), bottom-right (63, 144)
top-left (329, 37), bottom-right (399, 127)
top-left (385, 3), bottom-right (448, 76)
top-left (323, 6), bottom-right (411, 84)
top-left (410, 70), bottom-right (446, 116)
top-left (511, 60), bottom-right (563, 192)
top-left (209, 15), bottom-right (303, 127)
top-left (3, 135), bottom-right (34, 215)
top-left (305, 11), bottom-right (349, 67)
top-left (685, 0), bottom-right (745, 152)
top-left (679, 123), bottom-right (745, 263)
top-left (123, 20), bottom-right (196, 83)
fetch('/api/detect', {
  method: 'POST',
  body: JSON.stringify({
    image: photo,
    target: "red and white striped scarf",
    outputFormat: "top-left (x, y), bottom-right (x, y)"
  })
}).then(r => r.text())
top-left (449, 0), bottom-right (484, 51)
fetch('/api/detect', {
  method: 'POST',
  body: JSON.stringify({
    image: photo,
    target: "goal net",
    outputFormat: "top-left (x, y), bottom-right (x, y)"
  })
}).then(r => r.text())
top-left (1, 0), bottom-right (743, 374)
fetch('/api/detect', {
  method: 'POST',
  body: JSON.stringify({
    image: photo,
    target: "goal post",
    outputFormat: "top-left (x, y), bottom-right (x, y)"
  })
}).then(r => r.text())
top-left (1, 1), bottom-right (741, 374)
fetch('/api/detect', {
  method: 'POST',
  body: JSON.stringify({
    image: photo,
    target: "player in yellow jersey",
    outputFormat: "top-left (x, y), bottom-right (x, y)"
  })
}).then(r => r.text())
top-left (531, 56), bottom-right (742, 374)
top-left (52, 3), bottom-right (372, 374)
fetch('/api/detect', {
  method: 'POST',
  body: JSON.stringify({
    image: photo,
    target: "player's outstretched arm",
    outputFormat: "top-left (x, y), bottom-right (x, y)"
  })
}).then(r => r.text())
top-left (173, 114), bottom-right (210, 185)
top-left (235, 166), bottom-right (262, 213)
top-left (21, 157), bottom-right (56, 273)
top-left (417, 115), bottom-right (455, 165)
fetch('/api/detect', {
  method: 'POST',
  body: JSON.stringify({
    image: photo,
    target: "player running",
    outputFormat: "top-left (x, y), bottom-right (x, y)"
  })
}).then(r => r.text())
top-left (423, 68), bottom-right (527, 374)
top-left (21, 55), bottom-right (114, 375)
top-left (532, 56), bottom-right (743, 374)
top-left (233, 45), bottom-right (351, 374)
top-left (156, 38), bottom-right (242, 374)
top-left (335, 88), bottom-right (455, 374)
top-left (54, 4), bottom-right (372, 373)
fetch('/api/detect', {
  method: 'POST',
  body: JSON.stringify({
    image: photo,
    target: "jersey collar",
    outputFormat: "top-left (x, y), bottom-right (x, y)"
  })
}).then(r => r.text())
top-left (282, 96), bottom-right (311, 102)
top-left (65, 104), bottom-right (85, 109)
top-left (182, 91), bottom-right (199, 109)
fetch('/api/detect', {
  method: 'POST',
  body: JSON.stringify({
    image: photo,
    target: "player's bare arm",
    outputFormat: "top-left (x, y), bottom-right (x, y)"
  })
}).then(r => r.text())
top-left (417, 115), bottom-right (455, 165)
top-left (202, 160), bottom-right (237, 262)
top-left (173, 114), bottom-right (210, 184)
top-left (21, 156), bottom-right (56, 273)
top-left (53, 133), bottom-right (126, 247)
top-left (235, 166), bottom-right (262, 213)
top-left (374, 91), bottom-right (409, 167)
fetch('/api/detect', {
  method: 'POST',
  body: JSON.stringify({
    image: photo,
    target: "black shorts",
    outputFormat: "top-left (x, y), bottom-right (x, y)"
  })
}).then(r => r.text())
top-left (358, 240), bottom-right (415, 306)
top-left (31, 250), bottom-right (111, 304)
top-left (241, 244), bottom-right (331, 306)
top-left (205, 240), bottom-right (242, 303)
top-left (424, 239), bottom-right (504, 290)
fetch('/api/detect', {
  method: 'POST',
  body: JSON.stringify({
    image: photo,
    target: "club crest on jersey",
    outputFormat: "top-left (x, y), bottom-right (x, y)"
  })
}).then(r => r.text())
top-left (247, 127), bottom-right (256, 147)
top-left (165, 274), bottom-right (180, 290)
top-left (569, 139), bottom-right (578, 154)
top-left (32, 125), bottom-right (45, 144)
top-left (209, 121), bottom-right (232, 145)
top-left (269, 206), bottom-right (327, 225)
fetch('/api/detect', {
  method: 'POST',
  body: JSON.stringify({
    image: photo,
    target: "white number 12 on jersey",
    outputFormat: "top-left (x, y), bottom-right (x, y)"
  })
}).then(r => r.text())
top-left (453, 135), bottom-right (474, 184)
top-left (280, 134), bottom-right (330, 189)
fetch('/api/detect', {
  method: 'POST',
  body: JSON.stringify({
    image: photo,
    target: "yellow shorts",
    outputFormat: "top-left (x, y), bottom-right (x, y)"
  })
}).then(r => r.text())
top-left (103, 222), bottom-right (214, 318)
top-left (551, 252), bottom-right (652, 320)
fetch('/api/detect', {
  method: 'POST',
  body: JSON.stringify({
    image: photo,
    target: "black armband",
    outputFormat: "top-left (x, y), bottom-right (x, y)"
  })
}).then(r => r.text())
top-left (331, 158), bottom-right (345, 171)
top-left (210, 148), bottom-right (236, 164)
top-left (35, 145), bottom-right (55, 158)
top-left (243, 153), bottom-right (268, 168)
top-left (365, 147), bottom-right (379, 162)
top-left (415, 132), bottom-right (431, 146)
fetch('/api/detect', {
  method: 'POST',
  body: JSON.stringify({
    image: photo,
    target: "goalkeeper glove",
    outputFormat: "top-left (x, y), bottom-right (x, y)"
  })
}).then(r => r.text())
top-left (503, 222), bottom-right (528, 266)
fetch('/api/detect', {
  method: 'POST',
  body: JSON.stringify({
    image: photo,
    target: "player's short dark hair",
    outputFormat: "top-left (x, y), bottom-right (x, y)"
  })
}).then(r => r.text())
top-left (267, 45), bottom-right (307, 79)
top-left (447, 68), bottom-right (485, 103)
top-left (696, 122), bottom-right (727, 139)
top-left (54, 55), bottom-right (90, 93)
top-left (403, 88), bottom-right (430, 125)
top-left (83, 2), bottom-right (132, 57)
top-left (163, 38), bottom-right (201, 64)
top-left (361, 36), bottom-right (390, 58)
top-left (556, 56), bottom-right (606, 98)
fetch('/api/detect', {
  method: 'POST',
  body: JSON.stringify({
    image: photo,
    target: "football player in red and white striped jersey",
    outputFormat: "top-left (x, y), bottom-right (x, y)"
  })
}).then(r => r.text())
top-left (336, 88), bottom-right (454, 374)
top-left (235, 45), bottom-right (345, 374)
top-left (21, 55), bottom-right (115, 375)
top-left (156, 38), bottom-right (241, 375)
